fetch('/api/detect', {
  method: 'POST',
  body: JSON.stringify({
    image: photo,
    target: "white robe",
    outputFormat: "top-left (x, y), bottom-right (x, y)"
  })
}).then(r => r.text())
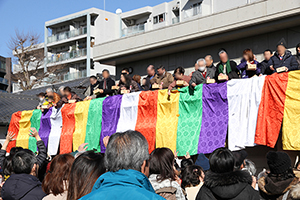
top-left (116, 92), bottom-right (141, 132)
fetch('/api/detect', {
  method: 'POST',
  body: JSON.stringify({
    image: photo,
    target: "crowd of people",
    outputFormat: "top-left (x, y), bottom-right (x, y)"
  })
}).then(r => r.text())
top-left (0, 130), bottom-right (300, 200)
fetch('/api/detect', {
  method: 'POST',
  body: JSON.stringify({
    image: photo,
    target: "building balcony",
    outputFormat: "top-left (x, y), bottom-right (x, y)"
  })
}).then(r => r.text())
top-left (122, 24), bottom-right (145, 37)
top-left (183, 4), bottom-right (202, 19)
top-left (47, 27), bottom-right (87, 44)
top-left (172, 16), bottom-right (180, 24)
top-left (62, 70), bottom-right (87, 82)
top-left (47, 48), bottom-right (87, 65)
top-left (0, 77), bottom-right (8, 85)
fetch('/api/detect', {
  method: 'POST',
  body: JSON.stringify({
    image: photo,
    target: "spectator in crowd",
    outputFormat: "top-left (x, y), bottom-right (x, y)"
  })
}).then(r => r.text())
top-left (189, 62), bottom-right (200, 77)
top-left (294, 161), bottom-right (300, 178)
top-left (195, 153), bottom-right (210, 172)
top-left (121, 67), bottom-right (130, 75)
top-left (68, 151), bottom-right (106, 200)
top-left (97, 69), bottom-right (116, 97)
top-left (46, 88), bottom-right (61, 104)
top-left (0, 132), bottom-right (15, 171)
top-left (56, 87), bottom-right (82, 108)
top-left (37, 92), bottom-right (46, 109)
top-left (205, 55), bottom-right (216, 73)
top-left (268, 38), bottom-right (298, 73)
top-left (181, 158), bottom-right (194, 174)
top-left (149, 147), bottom-right (186, 200)
top-left (196, 147), bottom-right (259, 200)
top-left (244, 159), bottom-right (257, 176)
top-left (190, 58), bottom-right (215, 87)
top-left (215, 49), bottom-right (240, 81)
top-left (260, 49), bottom-right (274, 75)
top-left (141, 78), bottom-right (148, 90)
top-left (233, 149), bottom-right (248, 170)
top-left (84, 75), bottom-right (100, 100)
top-left (182, 165), bottom-right (205, 200)
top-left (168, 66), bottom-right (191, 95)
top-left (144, 65), bottom-right (156, 91)
top-left (58, 86), bottom-right (65, 97)
top-left (118, 73), bottom-right (140, 94)
top-left (42, 154), bottom-right (74, 200)
top-left (150, 65), bottom-right (174, 90)
top-left (294, 43), bottom-right (300, 69)
top-left (133, 74), bottom-right (143, 91)
top-left (80, 131), bottom-right (164, 200)
top-left (237, 49), bottom-right (262, 78)
top-left (259, 151), bottom-right (300, 200)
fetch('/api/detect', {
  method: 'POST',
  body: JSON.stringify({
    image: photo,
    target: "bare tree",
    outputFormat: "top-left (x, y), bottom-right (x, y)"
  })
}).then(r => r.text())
top-left (8, 30), bottom-right (64, 91)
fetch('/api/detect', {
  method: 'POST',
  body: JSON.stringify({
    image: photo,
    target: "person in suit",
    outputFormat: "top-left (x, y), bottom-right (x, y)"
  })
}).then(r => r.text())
top-left (97, 69), bottom-right (115, 98)
top-left (190, 58), bottom-right (215, 88)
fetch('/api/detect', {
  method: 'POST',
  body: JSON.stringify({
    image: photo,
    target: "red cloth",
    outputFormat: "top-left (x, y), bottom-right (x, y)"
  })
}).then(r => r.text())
top-left (7, 111), bottom-right (22, 153)
top-left (135, 91), bottom-right (158, 153)
top-left (60, 104), bottom-right (76, 154)
top-left (202, 71), bottom-right (207, 78)
top-left (255, 73), bottom-right (288, 148)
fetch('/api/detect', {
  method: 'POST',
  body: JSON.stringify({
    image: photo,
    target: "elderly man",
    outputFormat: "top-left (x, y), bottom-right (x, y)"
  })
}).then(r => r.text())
top-left (150, 65), bottom-right (174, 89)
top-left (80, 131), bottom-right (164, 200)
top-left (45, 88), bottom-right (61, 104)
top-left (190, 58), bottom-right (215, 87)
top-left (58, 86), bottom-right (65, 97)
top-left (268, 38), bottom-right (298, 73)
top-left (215, 49), bottom-right (240, 82)
top-left (205, 55), bottom-right (216, 73)
top-left (144, 65), bottom-right (156, 91)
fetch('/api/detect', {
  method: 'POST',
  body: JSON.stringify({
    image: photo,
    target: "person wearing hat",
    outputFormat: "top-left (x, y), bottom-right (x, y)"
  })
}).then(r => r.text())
top-left (195, 153), bottom-right (210, 171)
top-left (215, 48), bottom-right (240, 82)
top-left (258, 151), bottom-right (300, 200)
top-left (268, 38), bottom-right (298, 73)
top-left (233, 150), bottom-right (248, 170)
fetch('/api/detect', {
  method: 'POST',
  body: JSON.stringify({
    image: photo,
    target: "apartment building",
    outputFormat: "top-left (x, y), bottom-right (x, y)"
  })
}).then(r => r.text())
top-left (0, 56), bottom-right (10, 92)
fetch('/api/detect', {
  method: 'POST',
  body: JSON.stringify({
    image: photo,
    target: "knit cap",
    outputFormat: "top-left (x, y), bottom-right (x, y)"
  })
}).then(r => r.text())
top-left (267, 151), bottom-right (291, 174)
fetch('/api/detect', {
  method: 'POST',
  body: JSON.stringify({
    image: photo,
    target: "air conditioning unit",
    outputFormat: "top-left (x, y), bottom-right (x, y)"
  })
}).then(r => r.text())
top-left (128, 19), bottom-right (136, 25)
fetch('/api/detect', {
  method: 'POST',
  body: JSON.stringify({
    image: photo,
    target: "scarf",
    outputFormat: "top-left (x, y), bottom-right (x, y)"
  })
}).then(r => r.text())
top-left (218, 60), bottom-right (232, 74)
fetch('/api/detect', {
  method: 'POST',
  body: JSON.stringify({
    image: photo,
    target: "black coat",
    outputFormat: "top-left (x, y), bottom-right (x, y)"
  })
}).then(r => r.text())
top-left (260, 60), bottom-right (273, 75)
top-left (268, 50), bottom-right (298, 73)
top-left (144, 74), bottom-right (155, 91)
top-left (294, 54), bottom-right (300, 69)
top-left (196, 170), bottom-right (259, 200)
top-left (98, 77), bottom-right (115, 97)
top-left (2, 174), bottom-right (46, 200)
top-left (215, 60), bottom-right (240, 81)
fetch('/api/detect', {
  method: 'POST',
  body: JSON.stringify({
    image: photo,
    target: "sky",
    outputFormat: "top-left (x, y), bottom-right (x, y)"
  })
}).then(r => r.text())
top-left (0, 0), bottom-right (168, 57)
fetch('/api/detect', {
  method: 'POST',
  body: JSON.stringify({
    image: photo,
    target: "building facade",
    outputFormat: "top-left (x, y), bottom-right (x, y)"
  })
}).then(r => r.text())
top-left (0, 56), bottom-right (11, 93)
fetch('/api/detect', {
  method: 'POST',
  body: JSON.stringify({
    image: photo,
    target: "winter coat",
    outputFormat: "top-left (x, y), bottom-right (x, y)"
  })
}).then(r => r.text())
top-left (42, 191), bottom-right (68, 200)
top-left (149, 174), bottom-right (186, 200)
top-left (196, 170), bottom-right (259, 200)
top-left (237, 59), bottom-right (261, 78)
top-left (294, 54), bottom-right (300, 69)
top-left (84, 81), bottom-right (101, 98)
top-left (56, 92), bottom-right (82, 108)
top-left (118, 80), bottom-right (140, 93)
top-left (260, 60), bottom-right (273, 75)
top-left (98, 77), bottom-right (115, 97)
top-left (79, 169), bottom-right (165, 200)
top-left (150, 72), bottom-right (174, 89)
top-left (168, 75), bottom-right (191, 91)
top-left (144, 74), bottom-right (155, 91)
top-left (2, 174), bottom-right (46, 200)
top-left (215, 60), bottom-right (240, 81)
top-left (268, 50), bottom-right (298, 73)
top-left (189, 68), bottom-right (215, 87)
top-left (258, 176), bottom-right (300, 200)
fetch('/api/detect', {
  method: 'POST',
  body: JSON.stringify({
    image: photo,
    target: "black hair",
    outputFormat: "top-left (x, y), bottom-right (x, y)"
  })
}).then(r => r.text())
top-left (89, 75), bottom-right (97, 80)
top-left (157, 65), bottom-right (165, 70)
top-left (295, 161), bottom-right (300, 169)
top-left (209, 147), bottom-right (235, 173)
top-left (181, 165), bottom-right (204, 188)
top-left (63, 86), bottom-right (72, 92)
top-left (120, 74), bottom-right (132, 89)
top-left (174, 66), bottom-right (185, 75)
top-left (12, 149), bottom-right (37, 174)
top-left (264, 49), bottom-right (273, 55)
top-left (102, 69), bottom-right (110, 74)
top-left (3, 147), bottom-right (23, 177)
top-left (296, 43), bottom-right (300, 53)
top-left (181, 158), bottom-right (194, 172)
top-left (37, 92), bottom-right (45, 97)
top-left (122, 68), bottom-right (129, 73)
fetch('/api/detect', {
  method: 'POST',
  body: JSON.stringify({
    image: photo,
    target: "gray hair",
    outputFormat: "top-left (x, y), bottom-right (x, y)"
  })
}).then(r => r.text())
top-left (46, 88), bottom-right (53, 93)
top-left (58, 86), bottom-right (65, 91)
top-left (104, 130), bottom-right (149, 172)
top-left (197, 58), bottom-right (206, 66)
top-left (244, 159), bottom-right (257, 176)
top-left (218, 50), bottom-right (227, 56)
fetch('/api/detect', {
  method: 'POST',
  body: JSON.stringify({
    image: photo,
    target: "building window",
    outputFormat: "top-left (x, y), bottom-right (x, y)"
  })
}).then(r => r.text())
top-left (0, 61), bottom-right (6, 70)
top-left (192, 3), bottom-right (201, 16)
top-left (153, 13), bottom-right (165, 24)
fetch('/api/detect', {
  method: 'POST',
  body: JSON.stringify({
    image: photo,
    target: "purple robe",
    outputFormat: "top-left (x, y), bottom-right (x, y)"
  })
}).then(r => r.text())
top-left (39, 107), bottom-right (52, 148)
top-left (198, 82), bottom-right (228, 154)
top-left (100, 95), bottom-right (122, 152)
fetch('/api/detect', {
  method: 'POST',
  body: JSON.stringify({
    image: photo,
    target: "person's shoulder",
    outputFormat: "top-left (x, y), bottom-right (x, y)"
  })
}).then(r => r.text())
top-left (196, 185), bottom-right (214, 200)
top-left (230, 60), bottom-right (237, 65)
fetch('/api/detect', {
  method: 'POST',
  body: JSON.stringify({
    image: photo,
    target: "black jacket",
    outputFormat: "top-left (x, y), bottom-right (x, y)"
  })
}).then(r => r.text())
top-left (268, 50), bottom-right (298, 73)
top-left (196, 170), bottom-right (259, 200)
top-left (144, 74), bottom-right (155, 91)
top-left (260, 60), bottom-right (273, 75)
top-left (294, 54), bottom-right (300, 69)
top-left (2, 174), bottom-right (46, 200)
top-left (98, 77), bottom-right (115, 97)
top-left (215, 60), bottom-right (240, 81)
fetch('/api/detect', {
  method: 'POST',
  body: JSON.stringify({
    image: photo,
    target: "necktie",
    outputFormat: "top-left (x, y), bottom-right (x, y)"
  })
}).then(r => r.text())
top-left (104, 79), bottom-right (107, 89)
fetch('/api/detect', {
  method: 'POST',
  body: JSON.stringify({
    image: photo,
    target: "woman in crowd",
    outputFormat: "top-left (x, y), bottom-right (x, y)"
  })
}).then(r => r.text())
top-left (237, 49), bottom-right (261, 78)
top-left (196, 147), bottom-right (259, 200)
top-left (67, 151), bottom-right (106, 200)
top-left (259, 151), bottom-right (300, 200)
top-left (118, 74), bottom-right (140, 94)
top-left (42, 154), bottom-right (74, 200)
top-left (56, 86), bottom-right (82, 108)
top-left (133, 74), bottom-right (143, 91)
top-left (181, 165), bottom-right (205, 200)
top-left (149, 147), bottom-right (186, 200)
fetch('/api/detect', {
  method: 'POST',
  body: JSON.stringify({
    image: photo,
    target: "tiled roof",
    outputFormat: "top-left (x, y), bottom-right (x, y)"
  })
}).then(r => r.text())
top-left (0, 93), bottom-right (39, 125)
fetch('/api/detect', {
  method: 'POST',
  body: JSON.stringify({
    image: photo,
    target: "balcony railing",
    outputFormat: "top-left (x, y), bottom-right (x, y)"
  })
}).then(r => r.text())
top-left (47, 48), bottom-right (87, 64)
top-left (172, 16), bottom-right (180, 24)
top-left (122, 24), bottom-right (145, 37)
top-left (63, 70), bottom-right (87, 81)
top-left (0, 77), bottom-right (8, 85)
top-left (47, 27), bottom-right (87, 44)
top-left (183, 4), bottom-right (202, 19)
